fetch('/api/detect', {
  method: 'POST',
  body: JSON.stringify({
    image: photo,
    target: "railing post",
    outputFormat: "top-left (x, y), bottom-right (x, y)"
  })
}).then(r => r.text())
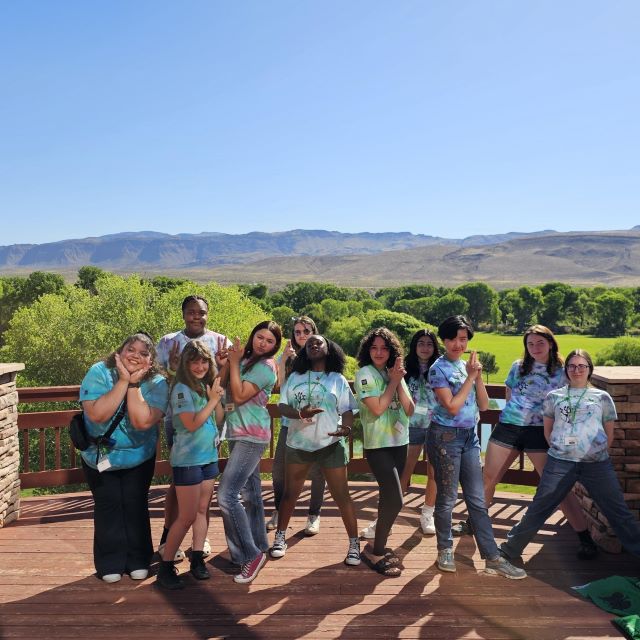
top-left (0, 363), bottom-right (25, 527)
top-left (579, 366), bottom-right (640, 552)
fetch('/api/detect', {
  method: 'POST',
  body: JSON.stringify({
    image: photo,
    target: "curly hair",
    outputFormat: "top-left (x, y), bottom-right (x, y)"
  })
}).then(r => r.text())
top-left (291, 336), bottom-right (346, 375)
top-left (242, 320), bottom-right (283, 373)
top-left (520, 324), bottom-right (563, 376)
top-left (405, 329), bottom-right (440, 382)
top-left (356, 327), bottom-right (403, 369)
top-left (174, 340), bottom-right (218, 396)
top-left (104, 332), bottom-right (164, 382)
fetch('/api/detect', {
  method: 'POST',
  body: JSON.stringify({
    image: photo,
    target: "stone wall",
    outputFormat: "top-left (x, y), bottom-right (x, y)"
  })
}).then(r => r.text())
top-left (0, 363), bottom-right (24, 527)
top-left (574, 366), bottom-right (640, 552)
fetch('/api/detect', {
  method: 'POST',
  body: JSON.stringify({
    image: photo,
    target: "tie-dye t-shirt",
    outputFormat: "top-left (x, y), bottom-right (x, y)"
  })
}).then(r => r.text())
top-left (280, 371), bottom-right (357, 452)
top-left (355, 365), bottom-right (410, 449)
top-left (80, 362), bottom-right (168, 470)
top-left (406, 374), bottom-right (438, 429)
top-left (428, 356), bottom-right (479, 429)
top-left (500, 360), bottom-right (566, 427)
top-left (543, 385), bottom-right (617, 462)
top-left (170, 382), bottom-right (218, 467)
top-left (225, 359), bottom-right (277, 444)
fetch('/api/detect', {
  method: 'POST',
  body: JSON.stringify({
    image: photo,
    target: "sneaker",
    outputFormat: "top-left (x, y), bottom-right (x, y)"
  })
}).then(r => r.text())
top-left (234, 552), bottom-right (267, 584)
top-left (270, 531), bottom-right (288, 558)
top-left (452, 519), bottom-right (473, 536)
top-left (360, 520), bottom-right (377, 539)
top-left (129, 569), bottom-right (148, 580)
top-left (577, 540), bottom-right (599, 560)
top-left (304, 514), bottom-right (321, 536)
top-left (101, 573), bottom-right (122, 583)
top-left (158, 542), bottom-right (186, 562)
top-left (437, 548), bottom-right (456, 573)
top-left (202, 538), bottom-right (212, 558)
top-left (344, 540), bottom-right (361, 566)
top-left (266, 510), bottom-right (279, 531)
top-left (156, 561), bottom-right (184, 590)
top-left (190, 551), bottom-right (210, 580)
top-left (485, 556), bottom-right (527, 580)
top-left (420, 507), bottom-right (436, 535)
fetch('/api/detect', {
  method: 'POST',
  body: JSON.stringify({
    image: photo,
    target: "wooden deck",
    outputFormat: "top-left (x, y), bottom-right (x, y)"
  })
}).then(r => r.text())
top-left (0, 483), bottom-right (633, 639)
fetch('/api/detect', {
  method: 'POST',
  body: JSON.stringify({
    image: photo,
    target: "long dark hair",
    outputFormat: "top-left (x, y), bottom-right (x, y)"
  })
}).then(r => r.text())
top-left (242, 321), bottom-right (282, 373)
top-left (357, 327), bottom-right (403, 369)
top-left (520, 324), bottom-right (563, 376)
top-left (291, 336), bottom-right (346, 375)
top-left (104, 332), bottom-right (163, 382)
top-left (405, 329), bottom-right (440, 382)
top-left (174, 340), bottom-right (217, 397)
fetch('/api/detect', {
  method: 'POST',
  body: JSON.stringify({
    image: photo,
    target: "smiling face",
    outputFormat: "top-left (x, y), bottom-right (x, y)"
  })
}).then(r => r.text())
top-left (369, 336), bottom-right (391, 369)
top-left (293, 322), bottom-right (314, 349)
top-left (443, 329), bottom-right (469, 361)
top-left (188, 356), bottom-right (210, 380)
top-left (566, 354), bottom-right (591, 387)
top-left (252, 329), bottom-right (277, 357)
top-left (415, 335), bottom-right (435, 363)
top-left (120, 339), bottom-right (152, 374)
top-left (525, 333), bottom-right (551, 364)
top-left (305, 335), bottom-right (328, 362)
top-left (183, 299), bottom-right (208, 338)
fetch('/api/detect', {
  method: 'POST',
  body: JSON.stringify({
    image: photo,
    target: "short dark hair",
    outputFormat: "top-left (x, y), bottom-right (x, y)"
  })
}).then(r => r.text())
top-left (565, 349), bottom-right (594, 382)
top-left (357, 327), bottom-right (403, 368)
top-left (438, 315), bottom-right (474, 341)
top-left (181, 295), bottom-right (209, 313)
top-left (291, 336), bottom-right (346, 375)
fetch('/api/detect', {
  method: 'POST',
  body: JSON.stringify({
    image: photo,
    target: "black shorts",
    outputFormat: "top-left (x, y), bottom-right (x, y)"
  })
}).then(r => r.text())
top-left (488, 422), bottom-right (549, 453)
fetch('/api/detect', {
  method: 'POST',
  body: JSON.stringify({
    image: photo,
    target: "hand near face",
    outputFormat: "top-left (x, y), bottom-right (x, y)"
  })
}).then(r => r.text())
top-left (283, 340), bottom-right (296, 361)
top-left (129, 364), bottom-right (151, 385)
top-left (465, 351), bottom-right (482, 380)
top-left (115, 353), bottom-right (131, 382)
top-left (168, 342), bottom-right (181, 373)
top-left (207, 376), bottom-right (225, 402)
top-left (215, 336), bottom-right (229, 368)
top-left (388, 357), bottom-right (406, 382)
top-left (228, 337), bottom-right (245, 364)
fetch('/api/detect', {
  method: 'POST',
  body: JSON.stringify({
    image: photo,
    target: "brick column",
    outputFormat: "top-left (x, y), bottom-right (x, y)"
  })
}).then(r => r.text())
top-left (0, 363), bottom-right (24, 527)
top-left (573, 366), bottom-right (640, 552)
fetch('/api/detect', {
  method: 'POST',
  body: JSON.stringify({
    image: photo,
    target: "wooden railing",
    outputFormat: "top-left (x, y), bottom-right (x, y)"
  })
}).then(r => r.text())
top-left (17, 384), bottom-right (539, 489)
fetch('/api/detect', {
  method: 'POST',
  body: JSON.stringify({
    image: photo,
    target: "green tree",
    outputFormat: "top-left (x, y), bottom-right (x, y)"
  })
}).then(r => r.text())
top-left (595, 337), bottom-right (640, 365)
top-left (454, 283), bottom-right (498, 327)
top-left (594, 291), bottom-right (633, 336)
top-left (76, 266), bottom-right (106, 294)
top-left (478, 351), bottom-right (499, 383)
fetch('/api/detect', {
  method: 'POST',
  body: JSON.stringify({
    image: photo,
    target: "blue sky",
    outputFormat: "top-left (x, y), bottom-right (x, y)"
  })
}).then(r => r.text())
top-left (1, 1), bottom-right (639, 245)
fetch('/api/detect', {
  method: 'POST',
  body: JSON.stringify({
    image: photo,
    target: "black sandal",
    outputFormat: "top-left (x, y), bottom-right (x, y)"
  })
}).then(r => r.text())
top-left (363, 553), bottom-right (402, 577)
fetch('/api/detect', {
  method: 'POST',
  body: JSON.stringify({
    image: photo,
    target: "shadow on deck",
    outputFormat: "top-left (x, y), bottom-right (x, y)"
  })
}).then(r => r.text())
top-left (0, 482), bottom-right (633, 639)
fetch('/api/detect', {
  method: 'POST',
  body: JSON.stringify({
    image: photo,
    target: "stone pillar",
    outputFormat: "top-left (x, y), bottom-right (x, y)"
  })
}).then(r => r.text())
top-left (573, 366), bottom-right (640, 552)
top-left (0, 363), bottom-right (24, 527)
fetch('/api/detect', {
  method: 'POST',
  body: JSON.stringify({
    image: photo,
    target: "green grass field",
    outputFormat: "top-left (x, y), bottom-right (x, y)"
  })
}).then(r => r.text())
top-left (470, 333), bottom-right (618, 383)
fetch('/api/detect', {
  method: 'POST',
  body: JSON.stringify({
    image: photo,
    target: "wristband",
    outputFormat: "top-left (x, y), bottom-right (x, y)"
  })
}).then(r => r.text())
top-left (128, 382), bottom-right (140, 389)
top-left (298, 409), bottom-right (303, 419)
top-left (166, 366), bottom-right (176, 376)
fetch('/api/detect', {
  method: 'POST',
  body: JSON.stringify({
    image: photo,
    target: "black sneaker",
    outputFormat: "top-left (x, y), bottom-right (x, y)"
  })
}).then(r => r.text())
top-left (452, 519), bottom-right (473, 536)
top-left (190, 551), bottom-right (210, 580)
top-left (577, 540), bottom-right (599, 560)
top-left (157, 560), bottom-right (184, 590)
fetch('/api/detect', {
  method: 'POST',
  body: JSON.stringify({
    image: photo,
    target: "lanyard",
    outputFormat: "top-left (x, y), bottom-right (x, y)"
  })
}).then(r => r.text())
top-left (565, 387), bottom-right (588, 424)
top-left (307, 371), bottom-right (325, 407)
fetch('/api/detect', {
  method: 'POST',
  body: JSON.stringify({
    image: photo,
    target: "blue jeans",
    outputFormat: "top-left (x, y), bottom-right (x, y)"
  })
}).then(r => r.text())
top-left (218, 440), bottom-right (269, 565)
top-left (426, 425), bottom-right (499, 559)
top-left (501, 456), bottom-right (640, 559)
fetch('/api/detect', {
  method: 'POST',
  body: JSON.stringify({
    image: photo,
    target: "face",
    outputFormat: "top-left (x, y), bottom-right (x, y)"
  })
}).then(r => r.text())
top-left (252, 329), bottom-right (277, 356)
top-left (566, 355), bottom-right (590, 385)
top-left (525, 333), bottom-right (552, 364)
top-left (443, 329), bottom-right (469, 360)
top-left (183, 300), bottom-right (208, 336)
top-left (188, 356), bottom-right (210, 379)
top-left (305, 335), bottom-right (328, 361)
top-left (370, 336), bottom-right (391, 369)
top-left (120, 340), bottom-right (152, 373)
top-left (415, 335), bottom-right (435, 362)
top-left (293, 322), bottom-right (314, 348)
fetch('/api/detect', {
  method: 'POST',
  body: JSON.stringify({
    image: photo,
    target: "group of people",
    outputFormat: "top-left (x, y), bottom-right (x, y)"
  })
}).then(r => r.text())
top-left (78, 296), bottom-right (640, 590)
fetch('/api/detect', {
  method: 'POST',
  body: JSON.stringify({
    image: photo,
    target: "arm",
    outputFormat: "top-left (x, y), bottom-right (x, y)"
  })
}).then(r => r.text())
top-left (227, 337), bottom-right (261, 404)
top-left (361, 358), bottom-right (408, 417)
top-left (433, 351), bottom-right (484, 416)
top-left (397, 379), bottom-right (415, 417)
top-left (127, 388), bottom-right (165, 430)
top-left (543, 416), bottom-right (554, 444)
top-left (475, 375), bottom-right (490, 412)
top-left (214, 336), bottom-right (230, 387)
top-left (327, 410), bottom-right (353, 437)
top-left (504, 387), bottom-right (512, 402)
top-left (177, 379), bottom-right (225, 433)
top-left (604, 420), bottom-right (615, 448)
top-left (83, 378), bottom-right (129, 423)
top-left (277, 341), bottom-right (296, 387)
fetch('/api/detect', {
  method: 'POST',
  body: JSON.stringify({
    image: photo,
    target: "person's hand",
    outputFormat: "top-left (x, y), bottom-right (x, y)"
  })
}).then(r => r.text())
top-left (388, 357), bottom-right (406, 383)
top-left (282, 340), bottom-right (296, 361)
top-left (465, 351), bottom-right (482, 381)
top-left (228, 337), bottom-right (245, 364)
top-left (327, 425), bottom-right (351, 437)
top-left (129, 364), bottom-right (151, 385)
top-left (214, 337), bottom-right (229, 368)
top-left (207, 376), bottom-right (225, 402)
top-left (299, 404), bottom-right (324, 420)
top-left (114, 353), bottom-right (132, 382)
top-left (168, 342), bottom-right (181, 373)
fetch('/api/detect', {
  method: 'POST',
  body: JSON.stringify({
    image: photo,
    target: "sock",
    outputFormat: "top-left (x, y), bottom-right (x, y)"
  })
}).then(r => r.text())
top-left (577, 529), bottom-right (594, 544)
top-left (421, 504), bottom-right (434, 515)
top-left (349, 536), bottom-right (359, 546)
top-left (160, 526), bottom-right (169, 545)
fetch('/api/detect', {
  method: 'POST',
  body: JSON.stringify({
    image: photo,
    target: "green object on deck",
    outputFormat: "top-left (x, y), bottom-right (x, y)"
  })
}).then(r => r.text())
top-left (613, 614), bottom-right (640, 640)
top-left (573, 576), bottom-right (640, 616)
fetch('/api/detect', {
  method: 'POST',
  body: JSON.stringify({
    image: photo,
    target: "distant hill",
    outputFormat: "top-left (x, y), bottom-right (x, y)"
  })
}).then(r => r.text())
top-left (1, 228), bottom-right (639, 289)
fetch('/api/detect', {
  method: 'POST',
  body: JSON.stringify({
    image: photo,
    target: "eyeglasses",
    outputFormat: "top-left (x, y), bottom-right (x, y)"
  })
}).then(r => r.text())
top-left (567, 364), bottom-right (589, 372)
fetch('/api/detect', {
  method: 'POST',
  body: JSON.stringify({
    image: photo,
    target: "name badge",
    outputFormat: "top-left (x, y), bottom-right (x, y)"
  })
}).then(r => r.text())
top-left (564, 435), bottom-right (578, 446)
top-left (97, 455), bottom-right (112, 473)
top-left (392, 420), bottom-right (405, 434)
top-left (415, 405), bottom-right (430, 415)
top-left (225, 403), bottom-right (235, 412)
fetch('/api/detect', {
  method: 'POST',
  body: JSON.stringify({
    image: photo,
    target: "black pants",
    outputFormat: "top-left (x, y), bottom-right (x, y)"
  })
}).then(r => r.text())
top-left (365, 445), bottom-right (407, 556)
top-left (82, 456), bottom-right (155, 578)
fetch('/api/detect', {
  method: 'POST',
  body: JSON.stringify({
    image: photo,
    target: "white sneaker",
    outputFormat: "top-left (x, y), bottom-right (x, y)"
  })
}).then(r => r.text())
top-left (202, 538), bottom-right (211, 557)
top-left (344, 539), bottom-right (361, 566)
top-left (304, 514), bottom-right (320, 536)
top-left (129, 569), bottom-right (148, 580)
top-left (158, 543), bottom-right (186, 562)
top-left (102, 573), bottom-right (122, 583)
top-left (270, 530), bottom-right (288, 558)
top-left (360, 520), bottom-right (377, 539)
top-left (420, 507), bottom-right (436, 535)
top-left (266, 510), bottom-right (279, 531)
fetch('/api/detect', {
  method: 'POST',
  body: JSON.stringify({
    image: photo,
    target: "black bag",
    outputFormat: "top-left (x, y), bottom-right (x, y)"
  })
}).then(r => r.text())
top-left (69, 400), bottom-right (128, 457)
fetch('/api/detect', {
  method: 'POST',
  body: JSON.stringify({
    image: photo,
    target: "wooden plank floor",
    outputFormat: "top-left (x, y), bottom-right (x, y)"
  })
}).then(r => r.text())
top-left (0, 483), bottom-right (634, 639)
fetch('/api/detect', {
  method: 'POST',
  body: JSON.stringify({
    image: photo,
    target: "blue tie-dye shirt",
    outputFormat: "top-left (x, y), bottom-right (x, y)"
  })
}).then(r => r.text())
top-left (428, 356), bottom-right (479, 428)
top-left (170, 382), bottom-right (219, 467)
top-left (80, 362), bottom-right (168, 470)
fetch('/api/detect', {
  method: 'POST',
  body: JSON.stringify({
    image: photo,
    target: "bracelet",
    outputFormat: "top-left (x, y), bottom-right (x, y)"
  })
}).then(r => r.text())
top-left (166, 366), bottom-right (176, 376)
top-left (298, 409), bottom-right (303, 419)
top-left (128, 382), bottom-right (140, 389)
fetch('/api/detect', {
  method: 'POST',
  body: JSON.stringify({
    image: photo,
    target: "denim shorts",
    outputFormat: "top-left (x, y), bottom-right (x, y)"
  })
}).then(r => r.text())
top-left (489, 422), bottom-right (549, 453)
top-left (409, 425), bottom-right (429, 447)
top-left (172, 461), bottom-right (219, 486)
top-left (285, 440), bottom-right (348, 468)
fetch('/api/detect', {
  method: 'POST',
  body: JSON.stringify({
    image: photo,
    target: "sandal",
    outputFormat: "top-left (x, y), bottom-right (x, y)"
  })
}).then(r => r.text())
top-left (362, 553), bottom-right (402, 577)
top-left (384, 548), bottom-right (402, 566)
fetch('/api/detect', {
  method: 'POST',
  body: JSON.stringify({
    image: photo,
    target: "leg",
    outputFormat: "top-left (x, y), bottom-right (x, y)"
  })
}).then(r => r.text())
top-left (307, 462), bottom-right (326, 516)
top-left (425, 461), bottom-right (437, 507)
top-left (272, 425), bottom-right (288, 511)
top-left (163, 484), bottom-right (178, 531)
top-left (323, 466), bottom-right (358, 538)
top-left (218, 441), bottom-right (268, 564)
top-left (400, 444), bottom-right (423, 494)
top-left (193, 478), bottom-right (216, 551)
top-left (163, 483), bottom-right (200, 561)
top-left (501, 456), bottom-right (577, 559)
top-left (277, 463), bottom-right (311, 531)
top-left (483, 440), bottom-right (520, 507)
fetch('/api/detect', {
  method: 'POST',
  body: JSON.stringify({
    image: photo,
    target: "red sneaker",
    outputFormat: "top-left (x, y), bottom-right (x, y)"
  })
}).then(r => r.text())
top-left (234, 552), bottom-right (267, 584)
